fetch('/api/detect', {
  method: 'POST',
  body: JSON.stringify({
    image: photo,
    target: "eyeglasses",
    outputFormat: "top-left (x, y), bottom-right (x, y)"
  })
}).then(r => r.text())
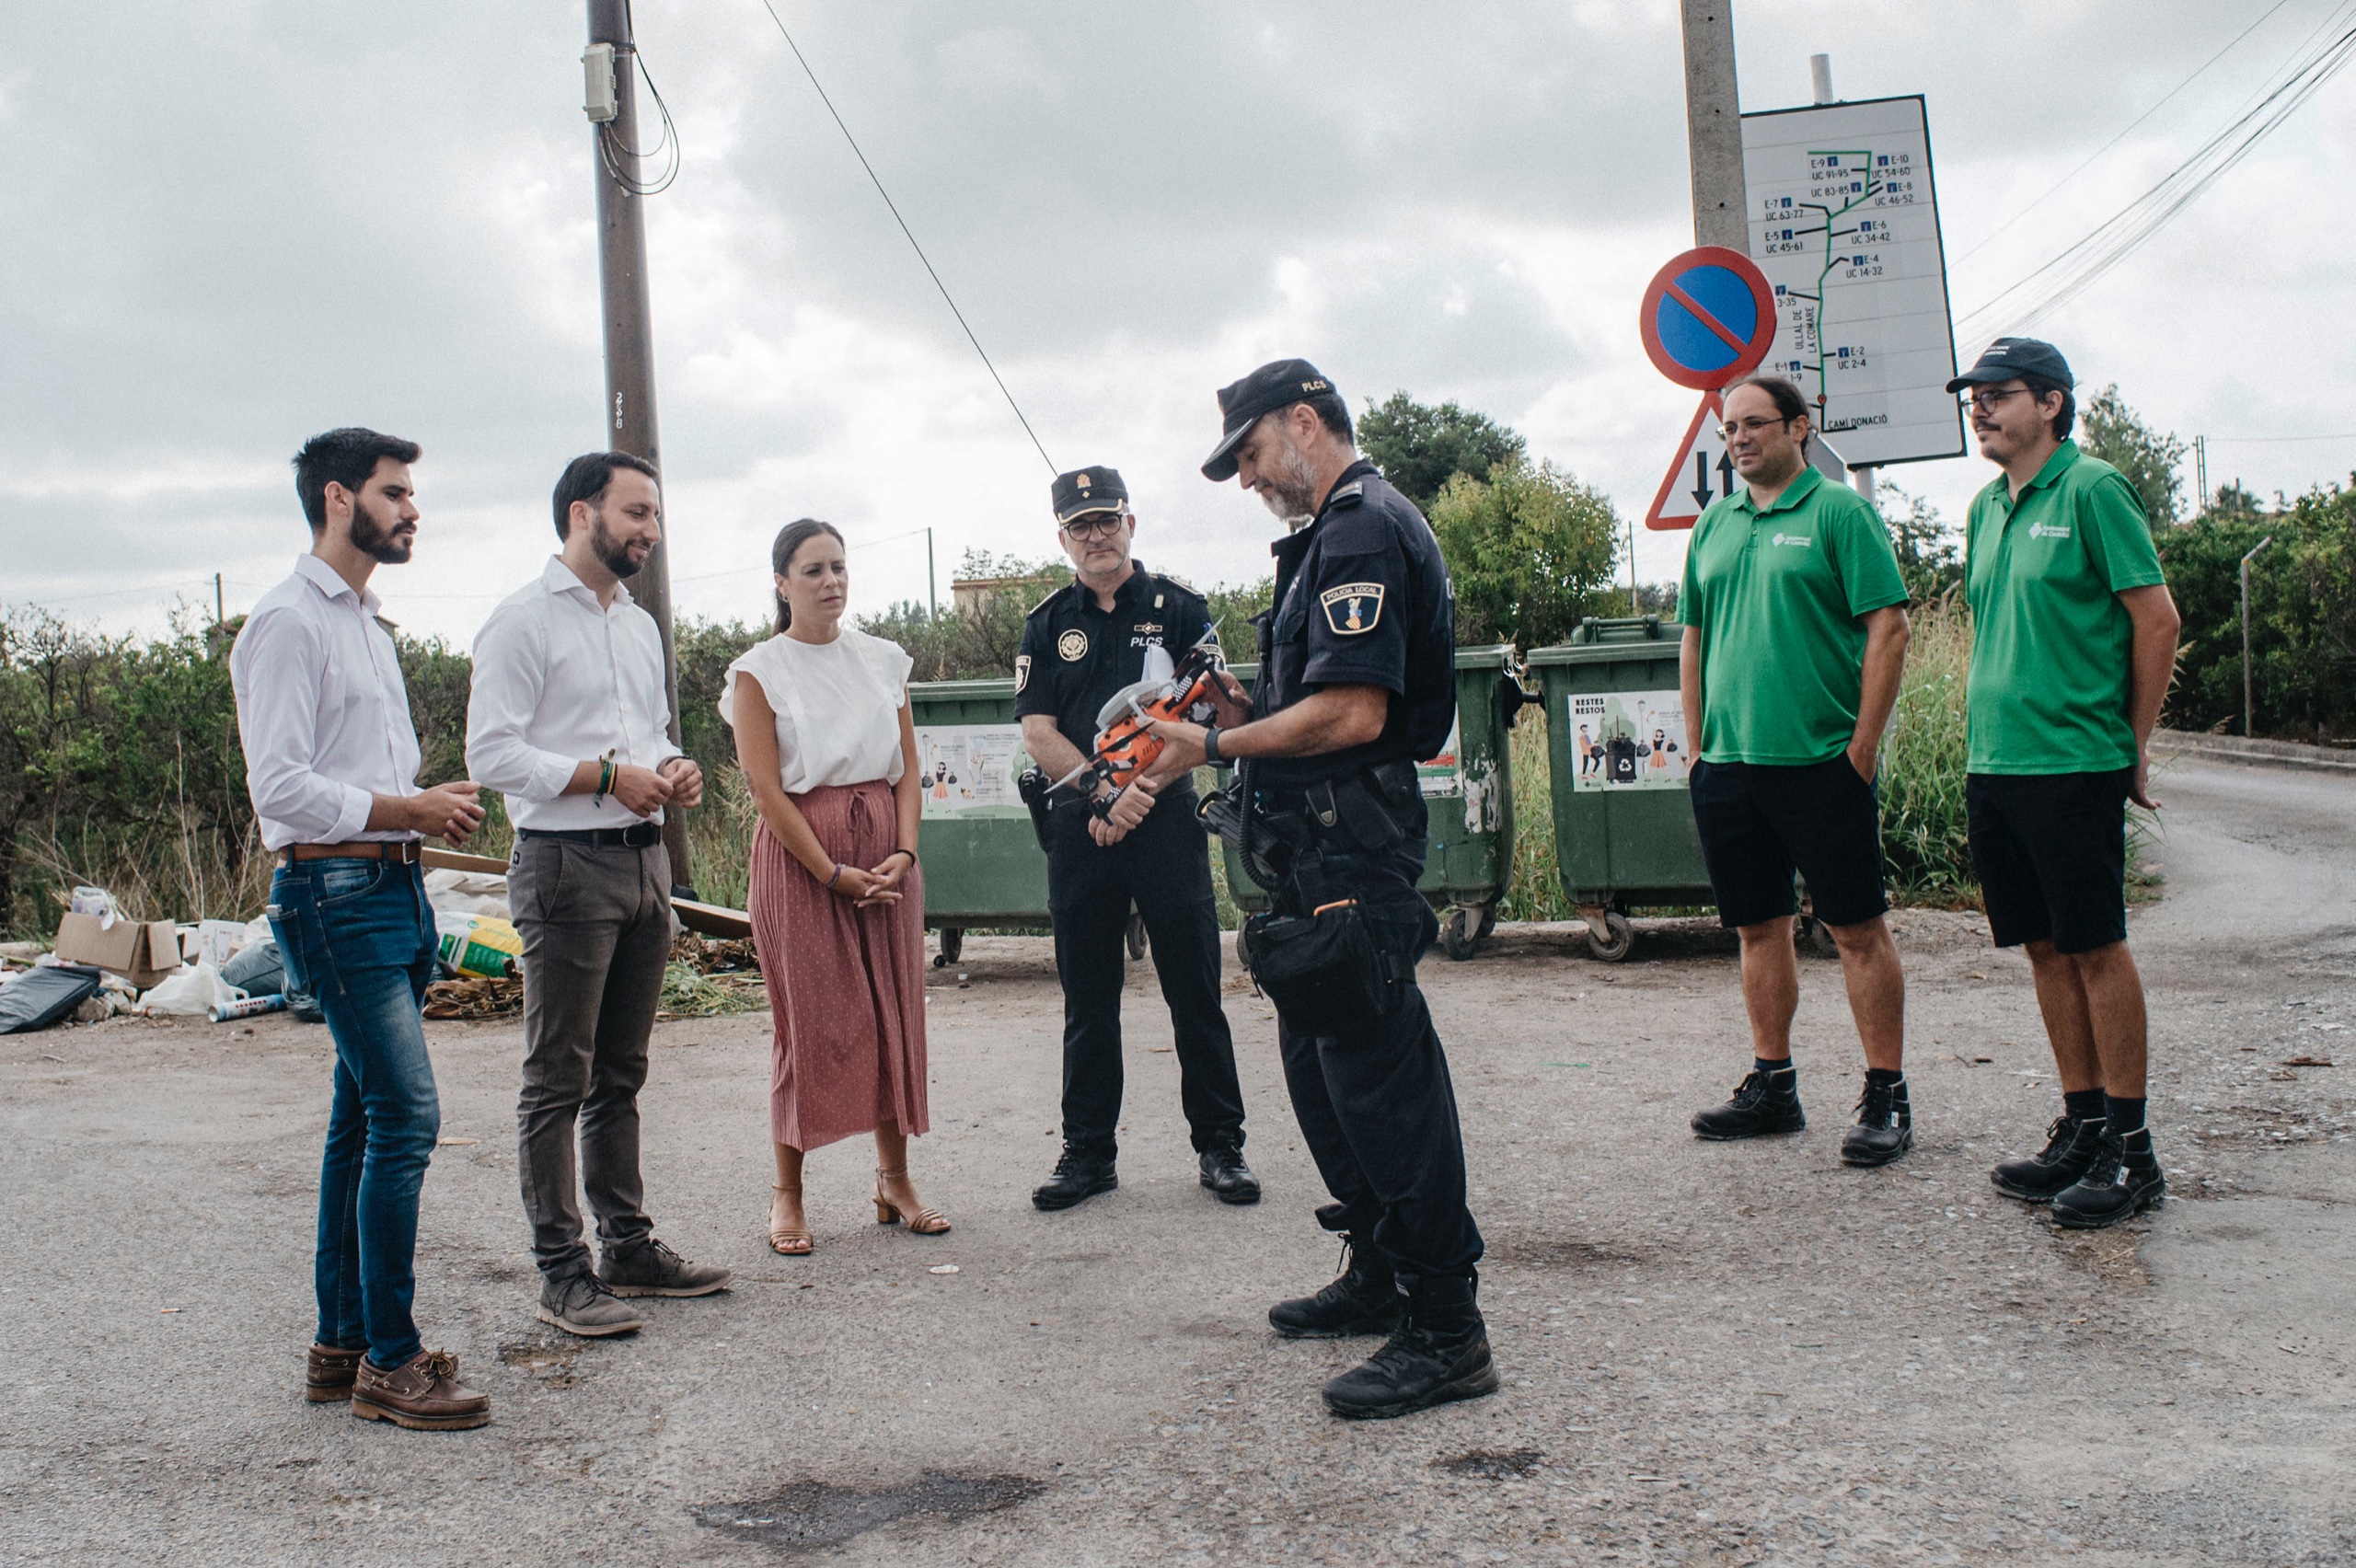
top-left (1716, 415), bottom-right (1795, 440)
top-left (1059, 512), bottom-right (1126, 540)
top-left (1965, 386), bottom-right (2031, 415)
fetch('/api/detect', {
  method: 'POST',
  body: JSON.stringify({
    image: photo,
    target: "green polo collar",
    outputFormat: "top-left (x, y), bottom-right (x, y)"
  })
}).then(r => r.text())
top-left (1732, 462), bottom-right (1824, 520)
top-left (2025, 440), bottom-right (2080, 494)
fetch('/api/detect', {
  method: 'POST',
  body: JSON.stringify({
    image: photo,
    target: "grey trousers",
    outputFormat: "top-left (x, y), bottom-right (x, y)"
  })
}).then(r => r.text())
top-left (509, 836), bottom-right (672, 1282)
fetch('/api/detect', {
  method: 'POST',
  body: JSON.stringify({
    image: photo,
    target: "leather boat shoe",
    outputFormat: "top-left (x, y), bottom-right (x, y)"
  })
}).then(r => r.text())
top-left (351, 1349), bottom-right (491, 1431)
top-left (306, 1343), bottom-right (364, 1403)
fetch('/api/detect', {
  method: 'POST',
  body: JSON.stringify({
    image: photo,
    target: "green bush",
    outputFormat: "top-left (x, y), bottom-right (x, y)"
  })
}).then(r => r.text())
top-left (1878, 598), bottom-right (1975, 904)
top-left (2157, 490), bottom-right (2356, 741)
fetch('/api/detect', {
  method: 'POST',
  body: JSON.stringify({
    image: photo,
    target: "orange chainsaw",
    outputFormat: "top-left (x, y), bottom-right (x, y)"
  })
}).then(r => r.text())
top-left (1049, 630), bottom-right (1230, 813)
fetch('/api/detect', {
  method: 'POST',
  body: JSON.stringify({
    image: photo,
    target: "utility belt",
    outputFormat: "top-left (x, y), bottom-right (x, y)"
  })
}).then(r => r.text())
top-left (1204, 758), bottom-right (1424, 1027)
top-left (1015, 767), bottom-right (1193, 854)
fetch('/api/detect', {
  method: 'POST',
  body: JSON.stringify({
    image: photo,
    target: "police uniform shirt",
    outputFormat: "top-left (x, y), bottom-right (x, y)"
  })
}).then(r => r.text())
top-left (1252, 458), bottom-right (1455, 790)
top-left (1015, 561), bottom-right (1214, 788)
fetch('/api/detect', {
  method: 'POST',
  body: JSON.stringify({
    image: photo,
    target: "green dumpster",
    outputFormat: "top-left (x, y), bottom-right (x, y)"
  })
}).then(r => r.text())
top-left (906, 676), bottom-right (1157, 966)
top-left (1214, 645), bottom-right (1532, 960)
top-left (1524, 617), bottom-right (1714, 963)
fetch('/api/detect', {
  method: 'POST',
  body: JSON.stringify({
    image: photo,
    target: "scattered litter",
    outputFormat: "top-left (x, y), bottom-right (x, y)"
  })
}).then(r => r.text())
top-left (423, 976), bottom-right (524, 1020)
top-left (211, 994), bottom-right (286, 1022)
top-left (929, 1264), bottom-right (959, 1274)
top-left (658, 963), bottom-right (764, 1019)
top-left (424, 867), bottom-right (511, 920)
top-left (138, 961), bottom-right (238, 1018)
top-left (0, 965), bottom-right (102, 1034)
top-left (2282, 1055), bottom-right (2335, 1067)
top-left (435, 913), bottom-right (521, 980)
top-left (439, 1137), bottom-right (479, 1147)
top-left (674, 934), bottom-right (760, 974)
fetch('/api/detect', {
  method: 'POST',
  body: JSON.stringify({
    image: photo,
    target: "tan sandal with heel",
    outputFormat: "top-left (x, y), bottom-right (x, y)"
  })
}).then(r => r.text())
top-left (768, 1182), bottom-right (813, 1256)
top-left (873, 1169), bottom-right (951, 1235)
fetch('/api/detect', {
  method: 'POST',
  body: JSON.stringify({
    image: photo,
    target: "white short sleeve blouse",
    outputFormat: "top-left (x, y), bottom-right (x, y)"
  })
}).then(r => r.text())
top-left (721, 628), bottom-right (915, 793)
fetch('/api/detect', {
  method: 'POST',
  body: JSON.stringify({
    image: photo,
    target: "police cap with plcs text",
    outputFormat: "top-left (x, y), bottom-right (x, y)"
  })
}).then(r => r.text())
top-left (1200, 358), bottom-right (1339, 482)
top-left (1051, 467), bottom-right (1129, 525)
top-left (1946, 337), bottom-right (2073, 394)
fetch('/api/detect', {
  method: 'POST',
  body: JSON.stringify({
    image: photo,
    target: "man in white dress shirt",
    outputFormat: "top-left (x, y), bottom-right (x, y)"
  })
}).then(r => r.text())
top-left (232, 427), bottom-right (493, 1430)
top-left (467, 451), bottom-right (730, 1338)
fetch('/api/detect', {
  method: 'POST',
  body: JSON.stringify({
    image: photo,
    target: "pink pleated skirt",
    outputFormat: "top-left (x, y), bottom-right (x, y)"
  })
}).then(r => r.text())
top-left (747, 781), bottom-right (929, 1150)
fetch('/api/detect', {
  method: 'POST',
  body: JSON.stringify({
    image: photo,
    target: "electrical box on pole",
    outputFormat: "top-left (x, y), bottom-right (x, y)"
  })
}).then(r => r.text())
top-left (583, 43), bottom-right (618, 122)
top-left (584, 0), bottom-right (692, 889)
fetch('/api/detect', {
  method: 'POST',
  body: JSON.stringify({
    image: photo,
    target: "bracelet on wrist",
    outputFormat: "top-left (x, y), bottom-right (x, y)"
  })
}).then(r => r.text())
top-left (826, 862), bottom-right (846, 890)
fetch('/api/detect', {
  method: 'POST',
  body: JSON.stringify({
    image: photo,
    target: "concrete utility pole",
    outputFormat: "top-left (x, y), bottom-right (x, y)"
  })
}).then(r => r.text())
top-left (586, 0), bottom-right (691, 888)
top-left (1679, 1), bottom-right (1749, 249)
top-left (2242, 535), bottom-right (2274, 737)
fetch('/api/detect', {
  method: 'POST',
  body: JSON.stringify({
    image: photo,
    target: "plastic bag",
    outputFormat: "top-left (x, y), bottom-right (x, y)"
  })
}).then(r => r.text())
top-left (424, 868), bottom-right (512, 920)
top-left (0, 964), bottom-right (101, 1033)
top-left (139, 961), bottom-right (239, 1017)
top-left (435, 913), bottom-right (522, 979)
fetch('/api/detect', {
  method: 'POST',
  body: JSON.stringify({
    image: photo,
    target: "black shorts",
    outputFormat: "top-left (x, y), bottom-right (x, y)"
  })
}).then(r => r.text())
top-left (1965, 769), bottom-right (2131, 954)
top-left (1689, 755), bottom-right (1888, 929)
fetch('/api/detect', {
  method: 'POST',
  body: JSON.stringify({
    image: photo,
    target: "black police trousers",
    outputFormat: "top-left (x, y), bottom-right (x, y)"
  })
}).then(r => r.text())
top-left (1045, 790), bottom-right (1245, 1159)
top-left (1268, 804), bottom-right (1484, 1280)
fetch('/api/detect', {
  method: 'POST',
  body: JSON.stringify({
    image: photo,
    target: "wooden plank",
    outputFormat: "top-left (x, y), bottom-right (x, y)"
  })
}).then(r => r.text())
top-left (419, 846), bottom-right (753, 939)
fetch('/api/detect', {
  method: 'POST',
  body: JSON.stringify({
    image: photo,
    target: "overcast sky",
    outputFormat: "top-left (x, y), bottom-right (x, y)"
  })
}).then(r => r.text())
top-left (6, 1), bottom-right (2352, 646)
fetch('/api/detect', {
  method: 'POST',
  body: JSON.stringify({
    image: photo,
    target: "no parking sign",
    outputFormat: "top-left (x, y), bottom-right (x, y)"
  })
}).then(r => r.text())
top-left (1638, 247), bottom-right (1778, 528)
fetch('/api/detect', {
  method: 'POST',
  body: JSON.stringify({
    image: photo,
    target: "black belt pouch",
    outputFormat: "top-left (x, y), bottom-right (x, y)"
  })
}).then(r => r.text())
top-left (1241, 899), bottom-right (1393, 1025)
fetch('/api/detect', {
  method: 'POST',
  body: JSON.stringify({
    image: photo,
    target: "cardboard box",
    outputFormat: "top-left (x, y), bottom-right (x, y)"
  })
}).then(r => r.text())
top-left (54, 912), bottom-right (183, 989)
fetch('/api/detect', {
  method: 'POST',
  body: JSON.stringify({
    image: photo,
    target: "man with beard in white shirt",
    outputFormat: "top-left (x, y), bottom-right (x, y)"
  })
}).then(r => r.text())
top-left (233, 427), bottom-right (493, 1429)
top-left (467, 452), bottom-right (731, 1338)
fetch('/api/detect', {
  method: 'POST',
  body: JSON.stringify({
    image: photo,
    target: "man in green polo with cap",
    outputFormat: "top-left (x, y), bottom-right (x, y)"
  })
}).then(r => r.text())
top-left (1949, 338), bottom-right (2181, 1229)
top-left (1678, 374), bottom-right (1915, 1166)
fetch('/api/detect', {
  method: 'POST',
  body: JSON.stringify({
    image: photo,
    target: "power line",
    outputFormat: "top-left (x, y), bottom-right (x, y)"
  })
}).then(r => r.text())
top-left (752, 0), bottom-right (1057, 474)
top-left (2204, 431), bottom-right (2356, 444)
top-left (1958, 6), bottom-right (2356, 339)
top-left (1954, 0), bottom-right (2298, 265)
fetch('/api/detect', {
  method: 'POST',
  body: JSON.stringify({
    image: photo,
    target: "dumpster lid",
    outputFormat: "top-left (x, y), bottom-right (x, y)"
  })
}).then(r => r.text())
top-left (1526, 617), bottom-right (1684, 665)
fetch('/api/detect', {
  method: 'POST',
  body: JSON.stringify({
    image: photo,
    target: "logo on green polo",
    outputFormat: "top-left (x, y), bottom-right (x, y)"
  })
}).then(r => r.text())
top-left (2028, 521), bottom-right (2072, 540)
top-left (1770, 533), bottom-right (1813, 548)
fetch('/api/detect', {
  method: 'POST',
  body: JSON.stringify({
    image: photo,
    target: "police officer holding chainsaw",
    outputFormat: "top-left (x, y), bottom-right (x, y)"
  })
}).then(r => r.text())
top-left (1015, 466), bottom-right (1256, 1213)
top-left (1150, 361), bottom-right (1496, 1421)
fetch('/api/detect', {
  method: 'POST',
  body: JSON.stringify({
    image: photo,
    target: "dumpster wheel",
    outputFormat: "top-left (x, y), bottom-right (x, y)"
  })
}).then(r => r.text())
top-left (1126, 911), bottom-right (1148, 962)
top-left (1585, 910), bottom-right (1636, 963)
top-left (932, 928), bottom-right (964, 969)
top-left (1441, 903), bottom-right (1495, 962)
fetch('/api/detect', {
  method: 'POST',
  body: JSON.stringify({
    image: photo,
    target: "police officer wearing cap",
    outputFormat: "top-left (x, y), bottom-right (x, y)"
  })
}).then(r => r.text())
top-left (1016, 466), bottom-right (1257, 1213)
top-left (1149, 361), bottom-right (1496, 1421)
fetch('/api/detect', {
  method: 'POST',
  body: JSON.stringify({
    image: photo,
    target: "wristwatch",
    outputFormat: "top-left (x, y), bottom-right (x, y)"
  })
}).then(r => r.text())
top-left (1203, 726), bottom-right (1223, 765)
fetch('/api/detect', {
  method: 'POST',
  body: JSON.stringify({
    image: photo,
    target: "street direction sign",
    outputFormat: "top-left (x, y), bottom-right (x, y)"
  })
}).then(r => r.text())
top-left (1639, 247), bottom-right (1778, 391)
top-left (1646, 391), bottom-right (1733, 531)
top-left (1741, 94), bottom-right (1964, 466)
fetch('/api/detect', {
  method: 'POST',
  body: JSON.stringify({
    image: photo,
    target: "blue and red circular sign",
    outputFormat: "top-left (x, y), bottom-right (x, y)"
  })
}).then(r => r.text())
top-left (1639, 246), bottom-right (1777, 390)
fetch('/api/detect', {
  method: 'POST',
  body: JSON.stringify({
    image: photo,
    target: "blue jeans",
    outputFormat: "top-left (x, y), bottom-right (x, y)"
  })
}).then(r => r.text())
top-left (269, 857), bottom-right (441, 1368)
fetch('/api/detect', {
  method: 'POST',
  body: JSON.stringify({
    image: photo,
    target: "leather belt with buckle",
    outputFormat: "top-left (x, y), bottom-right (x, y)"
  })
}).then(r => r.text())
top-left (281, 840), bottom-right (422, 866)
top-left (517, 823), bottom-right (664, 849)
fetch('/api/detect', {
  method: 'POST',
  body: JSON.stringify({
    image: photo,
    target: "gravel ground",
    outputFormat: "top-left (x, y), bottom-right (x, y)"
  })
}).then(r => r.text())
top-left (4, 755), bottom-right (2350, 1566)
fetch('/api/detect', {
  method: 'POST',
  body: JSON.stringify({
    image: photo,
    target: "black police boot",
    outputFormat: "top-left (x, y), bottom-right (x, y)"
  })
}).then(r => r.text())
top-left (1031, 1146), bottom-right (1117, 1212)
top-left (1692, 1064), bottom-right (1805, 1140)
top-left (1321, 1272), bottom-right (1499, 1421)
top-left (2052, 1128), bottom-right (2166, 1229)
top-left (1991, 1114), bottom-right (2105, 1203)
top-left (1840, 1074), bottom-right (1913, 1167)
top-left (1199, 1142), bottom-right (1262, 1205)
top-left (1268, 1233), bottom-right (1402, 1339)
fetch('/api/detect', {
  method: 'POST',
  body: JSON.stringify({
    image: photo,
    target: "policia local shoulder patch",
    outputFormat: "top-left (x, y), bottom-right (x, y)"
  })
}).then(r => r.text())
top-left (1320, 582), bottom-right (1384, 635)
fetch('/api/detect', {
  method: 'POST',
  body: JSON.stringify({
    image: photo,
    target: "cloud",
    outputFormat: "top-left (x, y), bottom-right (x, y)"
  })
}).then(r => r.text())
top-left (3, 1), bottom-right (2351, 640)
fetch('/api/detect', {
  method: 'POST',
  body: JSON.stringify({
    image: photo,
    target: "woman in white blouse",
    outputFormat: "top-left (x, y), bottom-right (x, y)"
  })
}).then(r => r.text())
top-left (722, 518), bottom-right (946, 1254)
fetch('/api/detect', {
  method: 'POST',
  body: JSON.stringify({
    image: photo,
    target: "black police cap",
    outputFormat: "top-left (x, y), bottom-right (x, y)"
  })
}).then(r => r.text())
top-left (1051, 466), bottom-right (1129, 525)
top-left (1200, 358), bottom-right (1339, 482)
top-left (1946, 337), bottom-right (2073, 394)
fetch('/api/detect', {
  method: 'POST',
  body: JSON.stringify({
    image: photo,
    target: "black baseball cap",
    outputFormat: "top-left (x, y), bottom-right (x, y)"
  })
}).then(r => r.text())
top-left (1051, 466), bottom-right (1128, 525)
top-left (1200, 358), bottom-right (1338, 481)
top-left (1946, 337), bottom-right (2073, 394)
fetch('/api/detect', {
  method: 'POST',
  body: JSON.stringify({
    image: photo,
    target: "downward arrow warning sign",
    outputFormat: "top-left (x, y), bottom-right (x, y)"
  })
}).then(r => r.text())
top-left (1646, 390), bottom-right (1730, 531)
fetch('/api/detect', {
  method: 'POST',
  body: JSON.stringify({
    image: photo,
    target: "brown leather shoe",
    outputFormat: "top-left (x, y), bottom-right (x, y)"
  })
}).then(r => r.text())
top-left (306, 1343), bottom-right (364, 1402)
top-left (351, 1349), bottom-right (491, 1431)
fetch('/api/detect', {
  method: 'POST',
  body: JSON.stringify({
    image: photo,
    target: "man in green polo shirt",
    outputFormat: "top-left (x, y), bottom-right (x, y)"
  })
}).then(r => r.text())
top-left (1677, 375), bottom-right (1915, 1166)
top-left (1949, 338), bottom-right (2181, 1230)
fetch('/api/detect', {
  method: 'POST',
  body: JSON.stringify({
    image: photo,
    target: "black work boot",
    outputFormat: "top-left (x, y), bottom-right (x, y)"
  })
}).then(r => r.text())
top-left (1692, 1064), bottom-right (1805, 1140)
top-left (1322, 1273), bottom-right (1499, 1420)
top-left (1199, 1142), bottom-right (1262, 1205)
top-left (1269, 1233), bottom-right (1402, 1339)
top-left (1032, 1146), bottom-right (1118, 1211)
top-left (2052, 1129), bottom-right (2166, 1229)
top-left (1991, 1115), bottom-right (2105, 1203)
top-left (1840, 1075), bottom-right (1913, 1167)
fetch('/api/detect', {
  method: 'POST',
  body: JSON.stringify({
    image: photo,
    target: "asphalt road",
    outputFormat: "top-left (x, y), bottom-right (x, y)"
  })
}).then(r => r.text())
top-left (5, 754), bottom-right (2351, 1566)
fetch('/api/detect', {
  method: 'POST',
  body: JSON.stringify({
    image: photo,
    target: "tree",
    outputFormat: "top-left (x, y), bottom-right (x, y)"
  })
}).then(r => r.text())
top-left (1877, 481), bottom-right (1964, 602)
top-left (2207, 478), bottom-right (2268, 520)
top-left (1357, 392), bottom-right (1527, 513)
top-left (2079, 385), bottom-right (2186, 526)
top-left (1426, 459), bottom-right (1623, 649)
